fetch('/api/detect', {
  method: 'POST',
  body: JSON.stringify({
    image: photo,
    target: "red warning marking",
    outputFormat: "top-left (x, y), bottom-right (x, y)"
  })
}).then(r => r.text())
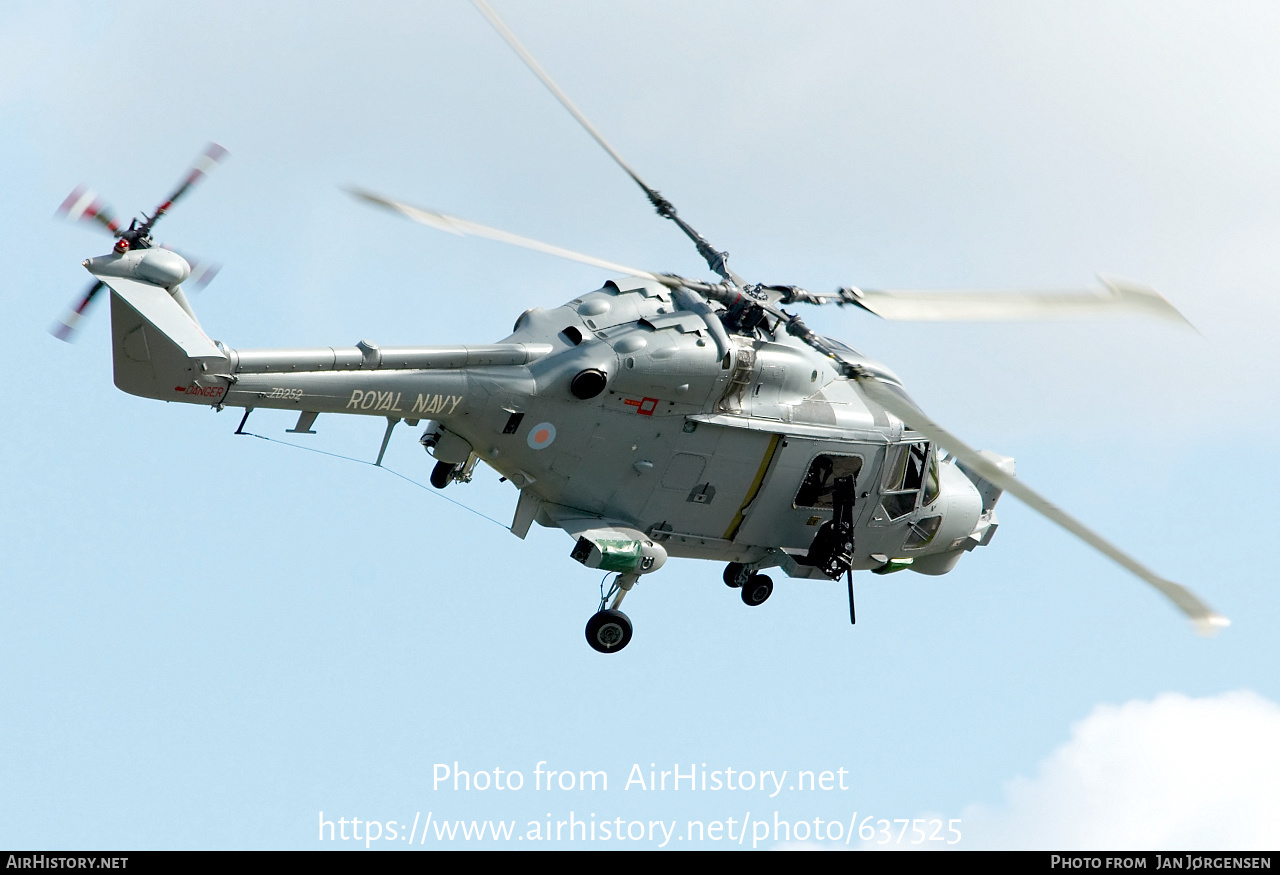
top-left (624, 396), bottom-right (659, 416)
top-left (174, 384), bottom-right (226, 399)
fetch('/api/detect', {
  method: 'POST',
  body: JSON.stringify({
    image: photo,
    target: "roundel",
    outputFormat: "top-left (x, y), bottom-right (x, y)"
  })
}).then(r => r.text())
top-left (527, 422), bottom-right (557, 450)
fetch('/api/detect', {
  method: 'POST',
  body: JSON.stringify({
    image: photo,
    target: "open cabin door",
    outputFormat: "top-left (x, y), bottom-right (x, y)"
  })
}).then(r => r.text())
top-left (730, 436), bottom-right (882, 551)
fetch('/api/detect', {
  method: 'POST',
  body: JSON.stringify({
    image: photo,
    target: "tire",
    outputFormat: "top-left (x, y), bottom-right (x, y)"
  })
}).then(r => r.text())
top-left (430, 461), bottom-right (456, 489)
top-left (723, 562), bottom-right (748, 588)
top-left (585, 609), bottom-right (633, 653)
top-left (741, 573), bottom-right (773, 607)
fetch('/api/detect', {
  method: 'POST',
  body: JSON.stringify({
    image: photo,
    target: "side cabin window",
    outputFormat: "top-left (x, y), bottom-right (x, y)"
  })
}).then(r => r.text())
top-left (876, 442), bottom-right (939, 521)
top-left (794, 454), bottom-right (864, 509)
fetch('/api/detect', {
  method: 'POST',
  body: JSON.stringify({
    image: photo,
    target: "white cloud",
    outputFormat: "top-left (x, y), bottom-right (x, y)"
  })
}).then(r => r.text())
top-left (961, 691), bottom-right (1280, 850)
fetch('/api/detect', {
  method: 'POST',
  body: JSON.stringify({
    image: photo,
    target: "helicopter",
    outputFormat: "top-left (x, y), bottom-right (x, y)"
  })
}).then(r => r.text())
top-left (53, 1), bottom-right (1228, 654)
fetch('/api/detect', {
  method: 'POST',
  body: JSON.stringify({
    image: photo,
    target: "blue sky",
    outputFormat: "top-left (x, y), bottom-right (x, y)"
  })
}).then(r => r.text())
top-left (3, 1), bottom-right (1278, 850)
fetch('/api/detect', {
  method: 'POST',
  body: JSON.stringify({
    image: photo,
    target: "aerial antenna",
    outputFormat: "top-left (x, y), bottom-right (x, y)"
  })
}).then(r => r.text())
top-left (472, 0), bottom-right (743, 286)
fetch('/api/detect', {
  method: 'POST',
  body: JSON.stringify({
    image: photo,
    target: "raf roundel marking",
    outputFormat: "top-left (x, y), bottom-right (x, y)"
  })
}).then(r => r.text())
top-left (527, 422), bottom-right (557, 450)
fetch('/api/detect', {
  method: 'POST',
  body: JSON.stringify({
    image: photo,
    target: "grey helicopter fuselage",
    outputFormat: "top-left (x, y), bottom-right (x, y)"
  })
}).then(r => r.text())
top-left (491, 277), bottom-right (993, 576)
top-left (101, 246), bottom-right (1000, 585)
top-left (61, 2), bottom-right (1228, 649)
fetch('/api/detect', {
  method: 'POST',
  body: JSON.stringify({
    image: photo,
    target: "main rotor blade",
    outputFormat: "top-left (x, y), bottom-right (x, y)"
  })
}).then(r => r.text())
top-left (851, 372), bottom-right (1228, 635)
top-left (51, 280), bottom-right (106, 342)
top-left (843, 277), bottom-right (1192, 325)
top-left (473, 0), bottom-right (644, 208)
top-left (349, 187), bottom-right (676, 285)
top-left (471, 0), bottom-right (741, 284)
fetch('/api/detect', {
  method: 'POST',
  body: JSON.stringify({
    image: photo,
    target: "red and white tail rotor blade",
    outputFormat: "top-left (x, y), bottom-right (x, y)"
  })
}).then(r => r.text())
top-left (56, 186), bottom-right (122, 236)
top-left (50, 280), bottom-right (106, 342)
top-left (152, 142), bottom-right (228, 220)
top-left (186, 259), bottom-right (221, 290)
top-left (160, 244), bottom-right (221, 290)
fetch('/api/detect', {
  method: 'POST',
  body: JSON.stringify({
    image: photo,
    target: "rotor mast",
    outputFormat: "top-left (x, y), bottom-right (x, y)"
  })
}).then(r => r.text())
top-left (472, 0), bottom-right (743, 287)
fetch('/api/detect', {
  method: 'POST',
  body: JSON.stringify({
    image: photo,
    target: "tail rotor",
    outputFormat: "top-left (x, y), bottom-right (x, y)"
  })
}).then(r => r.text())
top-left (52, 143), bottom-right (227, 341)
top-left (50, 280), bottom-right (107, 342)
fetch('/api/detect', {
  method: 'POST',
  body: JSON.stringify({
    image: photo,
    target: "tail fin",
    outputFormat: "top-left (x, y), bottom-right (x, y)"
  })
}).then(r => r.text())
top-left (86, 250), bottom-right (229, 401)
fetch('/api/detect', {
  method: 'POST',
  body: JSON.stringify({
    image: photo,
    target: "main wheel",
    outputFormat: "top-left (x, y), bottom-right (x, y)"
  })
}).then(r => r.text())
top-left (430, 461), bottom-right (457, 489)
top-left (585, 609), bottom-right (633, 653)
top-left (723, 562), bottom-right (749, 588)
top-left (741, 573), bottom-right (774, 606)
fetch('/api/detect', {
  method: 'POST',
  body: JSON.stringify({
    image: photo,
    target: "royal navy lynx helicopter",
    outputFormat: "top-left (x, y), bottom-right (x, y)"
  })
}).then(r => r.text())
top-left (54, 1), bottom-right (1227, 653)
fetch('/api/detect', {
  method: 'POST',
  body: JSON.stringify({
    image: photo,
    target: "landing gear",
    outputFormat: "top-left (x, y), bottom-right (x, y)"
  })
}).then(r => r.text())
top-left (429, 453), bottom-right (479, 489)
top-left (723, 562), bottom-right (749, 588)
top-left (741, 573), bottom-right (773, 606)
top-left (584, 572), bottom-right (640, 653)
top-left (430, 460), bottom-right (458, 488)
top-left (725, 562), bottom-right (773, 605)
top-left (585, 609), bottom-right (633, 653)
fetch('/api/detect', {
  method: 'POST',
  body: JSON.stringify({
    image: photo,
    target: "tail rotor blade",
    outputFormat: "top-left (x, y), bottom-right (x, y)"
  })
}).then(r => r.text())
top-left (151, 142), bottom-right (228, 222)
top-left (160, 244), bottom-right (221, 290)
top-left (51, 280), bottom-right (106, 342)
top-left (187, 259), bottom-right (221, 290)
top-left (56, 186), bottom-right (122, 236)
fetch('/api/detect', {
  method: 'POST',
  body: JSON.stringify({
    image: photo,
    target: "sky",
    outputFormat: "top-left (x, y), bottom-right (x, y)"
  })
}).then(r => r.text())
top-left (2, 0), bottom-right (1279, 851)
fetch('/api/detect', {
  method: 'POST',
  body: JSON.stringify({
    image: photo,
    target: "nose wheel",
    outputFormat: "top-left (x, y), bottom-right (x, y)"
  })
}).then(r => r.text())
top-left (584, 572), bottom-right (640, 653)
top-left (585, 609), bottom-right (633, 653)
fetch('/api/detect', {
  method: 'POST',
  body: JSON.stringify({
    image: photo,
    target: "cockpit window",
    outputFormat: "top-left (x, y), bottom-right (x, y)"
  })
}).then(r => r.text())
top-left (794, 454), bottom-right (864, 509)
top-left (884, 442), bottom-right (928, 491)
top-left (877, 441), bottom-right (932, 521)
top-left (904, 515), bottom-right (942, 548)
top-left (922, 453), bottom-right (940, 506)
